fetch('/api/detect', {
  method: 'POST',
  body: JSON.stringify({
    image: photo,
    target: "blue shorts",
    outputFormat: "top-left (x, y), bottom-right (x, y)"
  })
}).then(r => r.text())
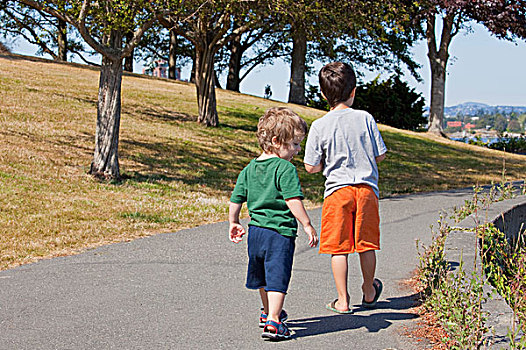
top-left (246, 225), bottom-right (296, 294)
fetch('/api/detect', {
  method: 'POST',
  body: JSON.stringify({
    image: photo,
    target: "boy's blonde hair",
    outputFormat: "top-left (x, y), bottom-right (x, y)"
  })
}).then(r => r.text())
top-left (257, 107), bottom-right (307, 153)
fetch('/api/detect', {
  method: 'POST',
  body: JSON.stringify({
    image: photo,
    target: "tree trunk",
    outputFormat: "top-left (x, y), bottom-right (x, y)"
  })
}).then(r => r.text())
top-left (214, 70), bottom-right (222, 89)
top-left (90, 32), bottom-right (123, 179)
top-left (195, 46), bottom-right (218, 127)
top-left (123, 32), bottom-right (134, 72)
top-left (56, 19), bottom-right (67, 61)
top-left (226, 33), bottom-right (242, 92)
top-left (428, 58), bottom-right (447, 136)
top-left (190, 54), bottom-right (196, 83)
top-left (426, 13), bottom-right (456, 137)
top-left (288, 26), bottom-right (307, 105)
top-left (168, 29), bottom-right (177, 79)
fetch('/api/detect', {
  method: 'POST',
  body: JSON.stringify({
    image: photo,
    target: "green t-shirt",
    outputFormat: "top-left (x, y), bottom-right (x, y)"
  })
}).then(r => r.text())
top-left (230, 157), bottom-right (304, 237)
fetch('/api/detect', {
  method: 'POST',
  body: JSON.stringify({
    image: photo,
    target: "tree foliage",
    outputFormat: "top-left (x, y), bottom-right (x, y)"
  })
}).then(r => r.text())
top-left (354, 75), bottom-right (426, 131)
top-left (467, 0), bottom-right (526, 40)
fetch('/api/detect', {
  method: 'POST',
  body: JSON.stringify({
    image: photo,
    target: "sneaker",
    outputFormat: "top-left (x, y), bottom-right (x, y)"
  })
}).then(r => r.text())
top-left (259, 308), bottom-right (288, 327)
top-left (261, 320), bottom-right (292, 340)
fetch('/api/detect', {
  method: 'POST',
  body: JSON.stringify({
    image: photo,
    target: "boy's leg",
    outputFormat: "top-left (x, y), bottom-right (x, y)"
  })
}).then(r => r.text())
top-left (266, 291), bottom-right (285, 322)
top-left (354, 185), bottom-right (381, 304)
top-left (331, 254), bottom-right (350, 310)
top-left (262, 229), bottom-right (295, 322)
top-left (259, 288), bottom-right (269, 314)
top-left (359, 250), bottom-right (377, 303)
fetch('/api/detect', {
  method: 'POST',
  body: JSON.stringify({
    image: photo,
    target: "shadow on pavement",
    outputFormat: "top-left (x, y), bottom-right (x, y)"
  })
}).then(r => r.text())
top-left (288, 294), bottom-right (420, 338)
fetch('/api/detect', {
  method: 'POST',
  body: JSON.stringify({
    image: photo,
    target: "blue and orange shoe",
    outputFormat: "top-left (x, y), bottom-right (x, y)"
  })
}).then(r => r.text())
top-left (259, 308), bottom-right (288, 327)
top-left (261, 320), bottom-right (292, 340)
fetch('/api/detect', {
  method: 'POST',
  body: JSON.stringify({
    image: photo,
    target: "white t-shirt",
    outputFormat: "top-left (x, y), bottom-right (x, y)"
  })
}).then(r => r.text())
top-left (304, 108), bottom-right (387, 198)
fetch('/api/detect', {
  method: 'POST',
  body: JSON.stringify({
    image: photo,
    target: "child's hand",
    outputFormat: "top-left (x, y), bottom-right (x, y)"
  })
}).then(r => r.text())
top-left (229, 223), bottom-right (246, 243)
top-left (304, 224), bottom-right (318, 248)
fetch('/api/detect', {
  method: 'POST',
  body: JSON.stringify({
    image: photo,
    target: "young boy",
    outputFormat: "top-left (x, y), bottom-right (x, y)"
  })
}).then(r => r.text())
top-left (304, 62), bottom-right (387, 314)
top-left (229, 107), bottom-right (318, 340)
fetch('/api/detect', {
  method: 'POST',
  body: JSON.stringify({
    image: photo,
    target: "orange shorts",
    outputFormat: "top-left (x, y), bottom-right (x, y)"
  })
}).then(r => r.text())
top-left (319, 184), bottom-right (380, 254)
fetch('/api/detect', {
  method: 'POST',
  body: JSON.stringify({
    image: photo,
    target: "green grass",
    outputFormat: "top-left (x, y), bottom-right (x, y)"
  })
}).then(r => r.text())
top-left (1, 53), bottom-right (525, 270)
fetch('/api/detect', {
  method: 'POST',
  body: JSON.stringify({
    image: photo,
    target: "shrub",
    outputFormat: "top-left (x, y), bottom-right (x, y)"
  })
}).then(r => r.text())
top-left (489, 136), bottom-right (526, 154)
top-left (306, 75), bottom-right (427, 131)
top-left (354, 75), bottom-right (426, 131)
top-left (305, 85), bottom-right (329, 111)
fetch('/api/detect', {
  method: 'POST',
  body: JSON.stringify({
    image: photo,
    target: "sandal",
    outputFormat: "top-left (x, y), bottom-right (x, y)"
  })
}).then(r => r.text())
top-left (362, 278), bottom-right (383, 308)
top-left (326, 299), bottom-right (353, 314)
top-left (259, 308), bottom-right (288, 327)
top-left (261, 320), bottom-right (292, 340)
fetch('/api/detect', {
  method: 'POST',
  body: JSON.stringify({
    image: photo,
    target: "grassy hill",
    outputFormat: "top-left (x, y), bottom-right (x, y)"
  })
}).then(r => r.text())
top-left (1, 54), bottom-right (525, 270)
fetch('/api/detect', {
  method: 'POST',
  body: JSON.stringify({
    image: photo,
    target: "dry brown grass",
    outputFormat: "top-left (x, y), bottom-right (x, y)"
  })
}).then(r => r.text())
top-left (1, 53), bottom-right (525, 270)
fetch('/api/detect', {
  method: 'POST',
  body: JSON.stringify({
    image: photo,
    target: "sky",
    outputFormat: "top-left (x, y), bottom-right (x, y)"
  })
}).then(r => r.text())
top-left (6, 21), bottom-right (526, 108)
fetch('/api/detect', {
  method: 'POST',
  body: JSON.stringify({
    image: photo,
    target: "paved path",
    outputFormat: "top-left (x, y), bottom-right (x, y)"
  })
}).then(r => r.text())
top-left (0, 188), bottom-right (477, 349)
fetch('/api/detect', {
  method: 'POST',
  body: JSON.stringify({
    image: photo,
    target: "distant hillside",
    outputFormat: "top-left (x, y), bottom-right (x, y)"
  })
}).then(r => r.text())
top-left (424, 102), bottom-right (526, 118)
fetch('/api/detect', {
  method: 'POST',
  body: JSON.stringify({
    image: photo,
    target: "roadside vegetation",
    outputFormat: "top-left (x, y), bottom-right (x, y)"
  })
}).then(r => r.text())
top-left (1, 54), bottom-right (526, 270)
top-left (416, 182), bottom-right (526, 349)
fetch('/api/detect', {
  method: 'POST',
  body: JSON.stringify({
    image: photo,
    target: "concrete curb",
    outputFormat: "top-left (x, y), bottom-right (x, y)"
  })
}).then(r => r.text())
top-left (444, 195), bottom-right (526, 348)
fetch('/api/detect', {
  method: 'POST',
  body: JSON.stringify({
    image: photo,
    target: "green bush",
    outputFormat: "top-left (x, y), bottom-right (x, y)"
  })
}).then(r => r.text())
top-left (489, 136), bottom-right (526, 154)
top-left (354, 75), bottom-right (426, 131)
top-left (306, 75), bottom-right (427, 131)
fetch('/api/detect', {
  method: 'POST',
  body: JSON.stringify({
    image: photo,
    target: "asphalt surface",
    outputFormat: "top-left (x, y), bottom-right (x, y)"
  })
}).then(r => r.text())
top-left (0, 188), bottom-right (478, 349)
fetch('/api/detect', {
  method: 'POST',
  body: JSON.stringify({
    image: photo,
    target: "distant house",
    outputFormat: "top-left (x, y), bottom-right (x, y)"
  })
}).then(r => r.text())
top-left (447, 121), bottom-right (462, 128)
top-left (143, 59), bottom-right (181, 80)
top-left (463, 123), bottom-right (476, 130)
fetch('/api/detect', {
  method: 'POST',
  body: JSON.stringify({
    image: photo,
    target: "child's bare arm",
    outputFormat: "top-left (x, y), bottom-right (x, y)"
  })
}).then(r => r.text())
top-left (228, 201), bottom-right (246, 243)
top-left (375, 153), bottom-right (386, 163)
top-left (285, 197), bottom-right (318, 247)
top-left (304, 162), bottom-right (323, 174)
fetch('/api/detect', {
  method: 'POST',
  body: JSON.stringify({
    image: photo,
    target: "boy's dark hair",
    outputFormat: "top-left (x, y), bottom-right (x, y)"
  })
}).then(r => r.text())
top-left (257, 107), bottom-right (307, 153)
top-left (319, 62), bottom-right (357, 108)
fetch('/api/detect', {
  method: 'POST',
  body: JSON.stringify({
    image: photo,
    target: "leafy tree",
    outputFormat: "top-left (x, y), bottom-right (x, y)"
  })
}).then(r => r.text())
top-left (508, 119), bottom-right (522, 133)
top-left (354, 75), bottom-right (426, 131)
top-left (276, 0), bottom-right (420, 105)
top-left (223, 22), bottom-right (288, 92)
top-left (168, 0), bottom-right (270, 126)
top-left (18, 0), bottom-right (193, 179)
top-left (494, 114), bottom-right (508, 133)
top-left (0, 1), bottom-right (89, 62)
top-left (418, 0), bottom-right (526, 136)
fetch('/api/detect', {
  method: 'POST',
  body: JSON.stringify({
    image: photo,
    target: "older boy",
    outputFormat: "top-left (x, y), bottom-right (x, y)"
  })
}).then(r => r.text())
top-left (229, 107), bottom-right (318, 340)
top-left (304, 62), bottom-right (387, 313)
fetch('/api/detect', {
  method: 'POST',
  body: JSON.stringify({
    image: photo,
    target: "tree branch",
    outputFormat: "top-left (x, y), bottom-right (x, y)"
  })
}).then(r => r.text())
top-left (75, 0), bottom-right (119, 60)
top-left (438, 9), bottom-right (456, 59)
top-left (425, 13), bottom-right (437, 58)
top-left (216, 20), bottom-right (253, 48)
top-left (17, 0), bottom-right (75, 25)
top-left (70, 49), bottom-right (100, 66)
top-left (121, 15), bottom-right (158, 59)
top-left (2, 7), bottom-right (58, 59)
